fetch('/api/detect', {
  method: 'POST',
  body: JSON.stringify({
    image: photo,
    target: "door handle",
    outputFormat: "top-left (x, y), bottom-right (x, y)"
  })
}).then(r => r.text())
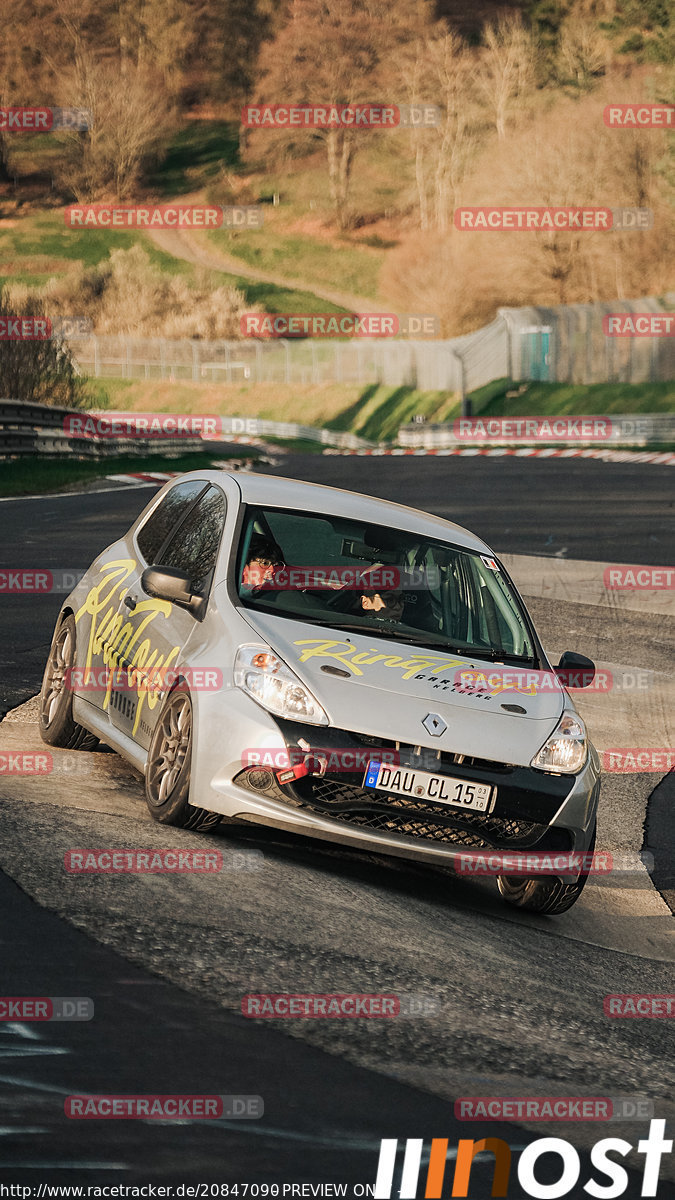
top-left (124, 595), bottom-right (137, 611)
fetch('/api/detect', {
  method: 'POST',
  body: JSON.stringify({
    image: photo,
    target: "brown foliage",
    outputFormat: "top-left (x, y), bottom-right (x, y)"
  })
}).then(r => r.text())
top-left (8, 246), bottom-right (256, 339)
top-left (245, 0), bottom-right (437, 229)
top-left (381, 91), bottom-right (675, 334)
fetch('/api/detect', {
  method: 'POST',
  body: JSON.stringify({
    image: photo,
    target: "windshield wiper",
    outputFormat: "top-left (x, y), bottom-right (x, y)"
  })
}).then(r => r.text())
top-left (327, 622), bottom-right (537, 661)
top-left (328, 621), bottom-right (477, 651)
top-left (466, 649), bottom-right (536, 664)
top-left (240, 603), bottom-right (536, 663)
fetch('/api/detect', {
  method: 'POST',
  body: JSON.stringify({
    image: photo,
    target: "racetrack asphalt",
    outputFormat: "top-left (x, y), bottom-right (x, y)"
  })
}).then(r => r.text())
top-left (0, 457), bottom-right (673, 1190)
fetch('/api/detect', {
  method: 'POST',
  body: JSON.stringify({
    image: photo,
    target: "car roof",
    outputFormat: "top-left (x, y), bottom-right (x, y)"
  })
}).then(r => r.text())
top-left (179, 469), bottom-right (492, 554)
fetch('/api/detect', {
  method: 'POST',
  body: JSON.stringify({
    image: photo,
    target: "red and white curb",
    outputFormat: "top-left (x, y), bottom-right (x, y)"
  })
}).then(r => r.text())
top-left (105, 449), bottom-right (675, 483)
top-left (106, 471), bottom-right (177, 485)
top-left (323, 447), bottom-right (675, 464)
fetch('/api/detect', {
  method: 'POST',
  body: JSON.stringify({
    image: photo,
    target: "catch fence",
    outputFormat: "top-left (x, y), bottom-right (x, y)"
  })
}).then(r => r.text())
top-left (69, 295), bottom-right (675, 397)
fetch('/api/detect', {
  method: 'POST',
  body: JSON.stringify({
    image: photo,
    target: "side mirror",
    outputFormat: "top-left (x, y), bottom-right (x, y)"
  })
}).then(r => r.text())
top-left (555, 650), bottom-right (595, 689)
top-left (141, 566), bottom-right (204, 618)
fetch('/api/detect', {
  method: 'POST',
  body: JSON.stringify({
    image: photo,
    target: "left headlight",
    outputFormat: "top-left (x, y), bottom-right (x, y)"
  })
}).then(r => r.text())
top-left (234, 644), bottom-right (329, 725)
top-left (531, 711), bottom-right (588, 774)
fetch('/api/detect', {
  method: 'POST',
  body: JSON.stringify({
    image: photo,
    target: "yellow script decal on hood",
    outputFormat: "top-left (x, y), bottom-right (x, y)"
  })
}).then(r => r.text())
top-left (75, 558), bottom-right (180, 736)
top-left (293, 639), bottom-right (463, 681)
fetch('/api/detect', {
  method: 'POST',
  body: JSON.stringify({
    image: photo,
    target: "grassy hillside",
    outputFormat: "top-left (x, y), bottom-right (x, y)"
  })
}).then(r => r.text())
top-left (95, 377), bottom-right (673, 443)
top-left (0, 212), bottom-right (191, 287)
top-left (475, 380), bottom-right (675, 416)
top-left (99, 379), bottom-right (452, 436)
top-left (0, 210), bottom-right (346, 315)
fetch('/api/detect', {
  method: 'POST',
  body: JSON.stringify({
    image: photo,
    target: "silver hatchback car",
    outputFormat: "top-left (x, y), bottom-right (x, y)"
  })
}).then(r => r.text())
top-left (40, 471), bottom-right (601, 915)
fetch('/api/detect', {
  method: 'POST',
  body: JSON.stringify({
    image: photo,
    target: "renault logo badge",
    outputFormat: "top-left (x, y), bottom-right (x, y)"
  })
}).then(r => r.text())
top-left (422, 713), bottom-right (447, 737)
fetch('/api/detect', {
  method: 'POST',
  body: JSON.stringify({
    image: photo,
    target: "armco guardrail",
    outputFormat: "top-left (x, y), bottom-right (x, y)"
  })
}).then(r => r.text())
top-left (0, 400), bottom-right (205, 459)
top-left (397, 414), bottom-right (675, 448)
top-left (0, 402), bottom-right (375, 458)
top-left (207, 416), bottom-right (372, 449)
top-left (87, 412), bottom-right (374, 450)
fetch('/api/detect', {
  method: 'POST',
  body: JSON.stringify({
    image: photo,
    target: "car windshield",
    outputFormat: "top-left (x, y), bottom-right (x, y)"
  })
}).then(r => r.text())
top-left (235, 506), bottom-right (536, 663)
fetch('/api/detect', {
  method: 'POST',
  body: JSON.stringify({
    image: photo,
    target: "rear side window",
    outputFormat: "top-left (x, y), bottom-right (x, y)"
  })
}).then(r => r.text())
top-left (136, 480), bottom-right (207, 564)
top-left (160, 486), bottom-right (227, 595)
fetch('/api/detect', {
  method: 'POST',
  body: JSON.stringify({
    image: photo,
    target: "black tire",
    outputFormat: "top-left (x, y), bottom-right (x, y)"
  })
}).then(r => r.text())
top-left (39, 614), bottom-right (99, 751)
top-left (144, 684), bottom-right (221, 831)
top-left (497, 825), bottom-right (596, 916)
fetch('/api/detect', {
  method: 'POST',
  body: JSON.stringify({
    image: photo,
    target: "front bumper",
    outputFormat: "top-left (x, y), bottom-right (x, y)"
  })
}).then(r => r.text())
top-left (226, 719), bottom-right (601, 879)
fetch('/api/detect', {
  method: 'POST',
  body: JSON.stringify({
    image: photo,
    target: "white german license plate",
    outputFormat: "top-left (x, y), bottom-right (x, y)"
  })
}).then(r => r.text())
top-left (364, 760), bottom-right (493, 813)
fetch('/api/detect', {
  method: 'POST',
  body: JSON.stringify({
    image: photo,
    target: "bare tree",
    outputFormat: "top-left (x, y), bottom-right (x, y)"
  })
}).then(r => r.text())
top-left (138, 0), bottom-right (200, 96)
top-left (55, 50), bottom-right (172, 200)
top-left (475, 15), bottom-right (535, 140)
top-left (392, 29), bottom-right (477, 232)
top-left (0, 0), bottom-right (43, 186)
top-left (557, 15), bottom-right (608, 91)
top-left (426, 33), bottom-right (476, 232)
top-left (247, 0), bottom-right (435, 230)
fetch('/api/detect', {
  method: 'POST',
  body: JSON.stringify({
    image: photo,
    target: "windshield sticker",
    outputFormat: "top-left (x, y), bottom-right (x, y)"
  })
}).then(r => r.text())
top-left (75, 558), bottom-right (181, 736)
top-left (481, 556), bottom-right (499, 571)
top-left (293, 638), bottom-right (464, 680)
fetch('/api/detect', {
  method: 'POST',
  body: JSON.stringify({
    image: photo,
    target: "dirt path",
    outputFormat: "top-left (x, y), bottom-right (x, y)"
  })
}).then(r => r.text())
top-left (147, 226), bottom-right (381, 313)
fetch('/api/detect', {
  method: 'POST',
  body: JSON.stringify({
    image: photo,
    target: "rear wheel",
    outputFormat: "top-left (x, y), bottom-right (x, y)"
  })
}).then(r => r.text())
top-left (144, 685), bottom-right (220, 831)
top-left (497, 826), bottom-right (596, 916)
top-left (39, 614), bottom-right (99, 751)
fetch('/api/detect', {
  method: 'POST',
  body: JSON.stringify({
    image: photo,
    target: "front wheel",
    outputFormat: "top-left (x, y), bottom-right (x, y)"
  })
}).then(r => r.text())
top-left (144, 685), bottom-right (220, 831)
top-left (497, 826), bottom-right (596, 916)
top-left (39, 614), bottom-right (99, 751)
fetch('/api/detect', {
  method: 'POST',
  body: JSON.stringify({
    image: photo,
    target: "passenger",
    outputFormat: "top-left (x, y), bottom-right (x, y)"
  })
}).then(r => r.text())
top-left (358, 588), bottom-right (405, 622)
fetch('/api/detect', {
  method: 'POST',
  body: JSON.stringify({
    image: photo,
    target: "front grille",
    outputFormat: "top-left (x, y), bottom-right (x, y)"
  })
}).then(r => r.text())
top-left (292, 776), bottom-right (547, 849)
top-left (348, 732), bottom-right (512, 774)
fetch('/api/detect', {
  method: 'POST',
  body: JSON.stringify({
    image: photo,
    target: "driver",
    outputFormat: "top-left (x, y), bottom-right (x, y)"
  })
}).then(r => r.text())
top-left (241, 534), bottom-right (284, 589)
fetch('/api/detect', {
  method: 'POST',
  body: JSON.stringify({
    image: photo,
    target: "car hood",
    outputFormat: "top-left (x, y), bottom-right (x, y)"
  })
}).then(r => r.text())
top-left (238, 608), bottom-right (566, 767)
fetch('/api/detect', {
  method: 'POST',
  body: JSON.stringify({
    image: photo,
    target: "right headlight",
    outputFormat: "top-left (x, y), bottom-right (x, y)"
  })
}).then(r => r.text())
top-left (234, 644), bottom-right (329, 725)
top-left (531, 711), bottom-right (588, 774)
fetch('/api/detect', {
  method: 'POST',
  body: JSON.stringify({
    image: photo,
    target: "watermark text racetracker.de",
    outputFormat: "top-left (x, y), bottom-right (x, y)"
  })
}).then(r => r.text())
top-left (604, 995), bottom-right (675, 1018)
top-left (65, 205), bottom-right (264, 229)
top-left (65, 1095), bottom-right (263, 1119)
top-left (64, 848), bottom-right (263, 873)
top-left (604, 313), bottom-right (675, 336)
top-left (454, 206), bottom-right (652, 231)
top-left (450, 850), bottom-right (655, 876)
top-left (242, 994), bottom-right (441, 1018)
top-left (453, 206), bottom-right (653, 231)
top-left (0, 106), bottom-right (91, 131)
top-left (451, 666), bottom-right (656, 694)
top-left (453, 417), bottom-right (659, 442)
top-left (240, 313), bottom-right (439, 338)
top-left (455, 1096), bottom-right (654, 1121)
top-left (241, 103), bottom-right (441, 128)
top-left (604, 103), bottom-right (675, 127)
top-left (604, 566), bottom-right (674, 590)
top-left (64, 414), bottom-right (221, 439)
top-left (0, 316), bottom-right (92, 339)
top-left (602, 748), bottom-right (674, 773)
top-left (0, 996), bottom-right (93, 1020)
top-left (61, 666), bottom-right (224, 693)
top-left (0, 750), bottom-right (94, 777)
